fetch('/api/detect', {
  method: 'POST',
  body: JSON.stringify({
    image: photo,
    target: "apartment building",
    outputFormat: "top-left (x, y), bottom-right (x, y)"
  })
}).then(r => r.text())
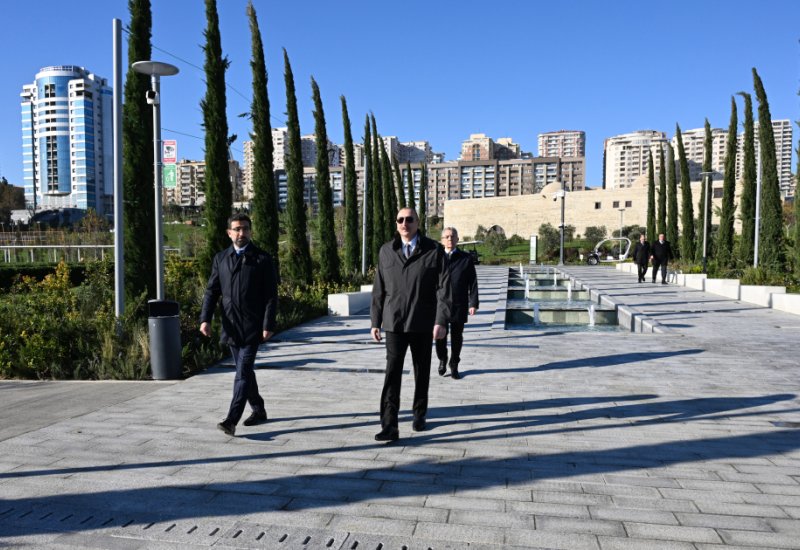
top-left (670, 126), bottom-right (728, 184)
top-left (603, 130), bottom-right (669, 189)
top-left (735, 119), bottom-right (794, 196)
top-left (168, 159), bottom-right (242, 207)
top-left (538, 130), bottom-right (586, 158)
top-left (21, 66), bottom-right (113, 214)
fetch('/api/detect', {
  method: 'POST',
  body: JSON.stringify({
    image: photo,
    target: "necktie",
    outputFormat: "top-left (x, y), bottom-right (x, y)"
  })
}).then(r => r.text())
top-left (405, 244), bottom-right (412, 259)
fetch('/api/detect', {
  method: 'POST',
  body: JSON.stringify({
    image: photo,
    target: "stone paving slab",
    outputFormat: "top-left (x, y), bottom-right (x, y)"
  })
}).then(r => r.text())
top-left (2, 265), bottom-right (800, 548)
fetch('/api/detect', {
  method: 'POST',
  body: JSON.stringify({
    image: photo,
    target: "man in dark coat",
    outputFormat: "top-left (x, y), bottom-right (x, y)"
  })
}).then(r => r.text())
top-left (436, 227), bottom-right (478, 380)
top-left (632, 234), bottom-right (651, 283)
top-left (650, 233), bottom-right (673, 284)
top-left (371, 207), bottom-right (451, 442)
top-left (200, 213), bottom-right (278, 436)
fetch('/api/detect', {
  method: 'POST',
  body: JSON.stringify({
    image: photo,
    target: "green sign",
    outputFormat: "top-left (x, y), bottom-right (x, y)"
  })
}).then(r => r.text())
top-left (163, 164), bottom-right (177, 189)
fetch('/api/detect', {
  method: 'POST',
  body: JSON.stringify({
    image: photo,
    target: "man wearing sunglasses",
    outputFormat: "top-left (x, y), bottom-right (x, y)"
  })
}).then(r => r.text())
top-left (200, 213), bottom-right (278, 437)
top-left (371, 207), bottom-right (451, 442)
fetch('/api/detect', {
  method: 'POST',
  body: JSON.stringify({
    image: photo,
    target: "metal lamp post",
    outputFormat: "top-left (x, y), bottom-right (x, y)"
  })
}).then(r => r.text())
top-left (618, 208), bottom-right (625, 259)
top-left (556, 181), bottom-right (566, 266)
top-left (699, 171), bottom-right (713, 273)
top-left (132, 60), bottom-right (179, 301)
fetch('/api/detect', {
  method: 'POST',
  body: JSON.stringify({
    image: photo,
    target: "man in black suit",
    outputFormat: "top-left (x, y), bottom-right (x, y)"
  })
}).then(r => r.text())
top-left (371, 207), bottom-right (451, 442)
top-left (650, 233), bottom-right (673, 284)
top-left (200, 213), bottom-right (278, 436)
top-left (632, 234), bottom-right (651, 283)
top-left (436, 227), bottom-right (478, 380)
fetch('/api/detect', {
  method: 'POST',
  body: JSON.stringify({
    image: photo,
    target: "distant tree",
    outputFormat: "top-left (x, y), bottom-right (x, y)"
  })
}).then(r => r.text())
top-left (646, 150), bottom-right (656, 241)
top-left (406, 162), bottom-right (416, 211)
top-left (717, 97), bottom-right (738, 267)
top-left (418, 164), bottom-right (427, 236)
top-left (282, 49), bottom-right (312, 284)
top-left (246, 2), bottom-right (278, 269)
top-left (676, 124), bottom-right (695, 261)
top-left (310, 77), bottom-right (339, 283)
top-left (737, 91), bottom-right (757, 266)
top-left (657, 146), bottom-right (667, 236)
top-left (484, 230), bottom-right (507, 255)
top-left (340, 95), bottom-right (359, 274)
top-left (380, 139), bottom-right (396, 238)
top-left (666, 142), bottom-right (679, 253)
top-left (393, 160), bottom-right (406, 209)
top-left (362, 116), bottom-right (374, 268)
top-left (199, 0), bottom-right (233, 278)
top-left (538, 223), bottom-right (560, 258)
top-left (0, 177), bottom-right (24, 223)
top-left (752, 67), bottom-right (786, 271)
top-left (122, 0), bottom-right (155, 299)
top-left (696, 118), bottom-right (713, 263)
top-left (584, 225), bottom-right (607, 243)
top-left (370, 116), bottom-right (384, 260)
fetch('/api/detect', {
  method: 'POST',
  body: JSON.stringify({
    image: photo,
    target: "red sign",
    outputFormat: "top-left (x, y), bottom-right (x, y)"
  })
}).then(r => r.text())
top-left (163, 140), bottom-right (177, 164)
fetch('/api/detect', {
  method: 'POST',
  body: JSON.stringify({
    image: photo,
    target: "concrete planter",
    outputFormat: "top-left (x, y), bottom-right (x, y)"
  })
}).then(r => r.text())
top-left (676, 273), bottom-right (707, 290)
top-left (703, 278), bottom-right (740, 299)
top-left (740, 285), bottom-right (786, 307)
top-left (328, 291), bottom-right (371, 316)
top-left (771, 293), bottom-right (800, 316)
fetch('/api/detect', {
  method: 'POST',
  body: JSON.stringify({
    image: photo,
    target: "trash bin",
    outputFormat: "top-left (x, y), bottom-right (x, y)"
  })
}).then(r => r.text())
top-left (148, 299), bottom-right (182, 380)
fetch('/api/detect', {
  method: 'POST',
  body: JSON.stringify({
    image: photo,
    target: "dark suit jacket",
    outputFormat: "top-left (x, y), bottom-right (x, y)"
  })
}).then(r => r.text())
top-left (200, 244), bottom-right (278, 346)
top-left (651, 240), bottom-right (673, 263)
top-left (632, 241), bottom-right (651, 265)
top-left (445, 248), bottom-right (479, 323)
top-left (371, 234), bottom-right (451, 333)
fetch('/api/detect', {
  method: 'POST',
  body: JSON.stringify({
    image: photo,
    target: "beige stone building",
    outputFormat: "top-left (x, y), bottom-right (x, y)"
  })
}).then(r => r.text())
top-left (604, 130), bottom-right (669, 189)
top-left (538, 130), bottom-right (586, 158)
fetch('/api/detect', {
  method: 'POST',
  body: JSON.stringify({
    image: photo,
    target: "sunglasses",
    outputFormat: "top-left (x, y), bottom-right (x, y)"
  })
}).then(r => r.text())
top-left (396, 216), bottom-right (416, 224)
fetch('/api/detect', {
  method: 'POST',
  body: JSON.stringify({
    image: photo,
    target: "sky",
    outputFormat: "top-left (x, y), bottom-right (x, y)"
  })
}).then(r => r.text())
top-left (1, 0), bottom-right (798, 189)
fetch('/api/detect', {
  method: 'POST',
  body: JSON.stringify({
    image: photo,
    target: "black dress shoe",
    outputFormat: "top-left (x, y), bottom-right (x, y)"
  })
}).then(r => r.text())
top-left (412, 417), bottom-right (426, 432)
top-left (662, 281), bottom-right (668, 284)
top-left (374, 427), bottom-right (399, 441)
top-left (437, 360), bottom-right (447, 376)
top-left (243, 411), bottom-right (268, 426)
top-left (451, 368), bottom-right (461, 380)
top-left (217, 420), bottom-right (236, 436)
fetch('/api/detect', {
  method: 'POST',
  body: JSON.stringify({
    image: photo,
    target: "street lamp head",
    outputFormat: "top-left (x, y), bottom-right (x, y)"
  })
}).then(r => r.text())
top-left (132, 61), bottom-right (179, 77)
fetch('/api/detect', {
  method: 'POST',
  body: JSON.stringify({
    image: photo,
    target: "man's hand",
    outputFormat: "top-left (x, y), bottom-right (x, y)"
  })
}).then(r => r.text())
top-left (199, 321), bottom-right (211, 338)
top-left (262, 330), bottom-right (273, 342)
top-left (371, 327), bottom-right (382, 342)
top-left (433, 324), bottom-right (446, 340)
top-left (468, 307), bottom-right (476, 316)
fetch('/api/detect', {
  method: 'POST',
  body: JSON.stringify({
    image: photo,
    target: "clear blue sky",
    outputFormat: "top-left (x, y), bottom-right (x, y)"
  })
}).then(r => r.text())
top-left (1, 0), bottom-right (798, 189)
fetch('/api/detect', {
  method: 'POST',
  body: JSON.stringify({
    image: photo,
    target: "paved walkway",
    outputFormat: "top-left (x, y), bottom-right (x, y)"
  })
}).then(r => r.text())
top-left (2, 265), bottom-right (800, 549)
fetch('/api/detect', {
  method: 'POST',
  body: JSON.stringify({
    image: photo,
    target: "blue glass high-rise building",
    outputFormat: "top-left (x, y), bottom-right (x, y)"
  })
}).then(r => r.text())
top-left (21, 66), bottom-right (113, 215)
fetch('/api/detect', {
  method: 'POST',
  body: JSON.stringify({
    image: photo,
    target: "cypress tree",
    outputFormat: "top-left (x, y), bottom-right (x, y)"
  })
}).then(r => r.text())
top-left (676, 124), bottom-right (695, 261)
top-left (646, 150), bottom-right (656, 242)
top-left (122, 0), bottom-right (155, 300)
top-left (340, 95), bottom-right (359, 274)
top-left (393, 160), bottom-right (406, 209)
top-left (380, 139), bottom-right (396, 240)
top-left (657, 146), bottom-right (667, 236)
top-left (717, 97), bottom-right (738, 267)
top-left (696, 119), bottom-right (713, 263)
top-left (737, 92), bottom-right (757, 265)
top-left (418, 164), bottom-right (427, 236)
top-left (752, 68), bottom-right (785, 271)
top-left (311, 77), bottom-right (339, 283)
top-left (406, 162), bottom-right (416, 211)
top-left (362, 116), bottom-right (374, 268)
top-left (246, 2), bottom-right (278, 268)
top-left (199, 0), bottom-right (233, 278)
top-left (794, 125), bottom-right (800, 271)
top-left (666, 142), bottom-right (679, 252)
top-left (282, 49), bottom-right (312, 284)
top-left (370, 117), bottom-right (384, 261)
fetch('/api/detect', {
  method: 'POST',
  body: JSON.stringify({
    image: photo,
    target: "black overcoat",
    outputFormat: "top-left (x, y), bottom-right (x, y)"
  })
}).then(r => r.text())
top-left (371, 235), bottom-right (451, 333)
top-left (632, 241), bottom-right (651, 265)
top-left (651, 240), bottom-right (673, 262)
top-left (445, 249), bottom-right (479, 323)
top-left (200, 244), bottom-right (278, 346)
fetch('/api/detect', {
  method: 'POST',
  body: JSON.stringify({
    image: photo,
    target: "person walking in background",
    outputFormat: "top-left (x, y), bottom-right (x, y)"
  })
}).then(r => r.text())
top-left (650, 233), bottom-right (673, 284)
top-left (200, 213), bottom-right (278, 437)
top-left (632, 233), bottom-right (651, 283)
top-left (436, 227), bottom-right (478, 380)
top-left (371, 207), bottom-right (451, 442)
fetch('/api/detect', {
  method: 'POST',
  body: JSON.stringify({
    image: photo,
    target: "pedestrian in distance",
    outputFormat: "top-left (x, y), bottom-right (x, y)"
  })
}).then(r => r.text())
top-left (200, 213), bottom-right (278, 437)
top-left (371, 207), bottom-right (452, 442)
top-left (650, 233), bottom-right (673, 284)
top-left (436, 227), bottom-right (478, 380)
top-left (632, 233), bottom-right (651, 283)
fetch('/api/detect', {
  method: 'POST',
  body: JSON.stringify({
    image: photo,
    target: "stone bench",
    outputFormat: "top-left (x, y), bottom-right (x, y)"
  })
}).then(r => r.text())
top-left (771, 293), bottom-right (800, 316)
top-left (327, 291), bottom-right (371, 316)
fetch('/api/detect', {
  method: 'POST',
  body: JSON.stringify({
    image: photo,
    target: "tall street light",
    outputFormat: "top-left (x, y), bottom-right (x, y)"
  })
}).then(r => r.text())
top-left (555, 180), bottom-right (566, 265)
top-left (699, 171), bottom-right (714, 273)
top-left (618, 208), bottom-right (625, 259)
top-left (132, 60), bottom-right (179, 301)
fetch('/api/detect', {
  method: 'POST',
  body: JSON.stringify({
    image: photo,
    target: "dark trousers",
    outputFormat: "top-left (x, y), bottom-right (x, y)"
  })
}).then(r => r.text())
top-left (225, 343), bottom-right (265, 425)
top-left (380, 331), bottom-right (432, 430)
top-left (435, 321), bottom-right (465, 366)
top-left (636, 262), bottom-right (648, 282)
top-left (652, 259), bottom-right (668, 282)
